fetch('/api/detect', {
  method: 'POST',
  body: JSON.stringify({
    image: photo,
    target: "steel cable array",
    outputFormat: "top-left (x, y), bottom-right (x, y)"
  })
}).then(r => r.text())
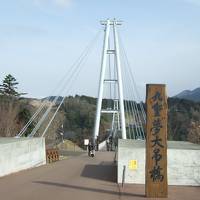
top-left (118, 31), bottom-right (146, 140)
top-left (16, 30), bottom-right (102, 138)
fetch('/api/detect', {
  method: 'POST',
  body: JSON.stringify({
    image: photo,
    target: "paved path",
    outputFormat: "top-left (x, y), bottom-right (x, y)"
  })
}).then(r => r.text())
top-left (0, 151), bottom-right (199, 200)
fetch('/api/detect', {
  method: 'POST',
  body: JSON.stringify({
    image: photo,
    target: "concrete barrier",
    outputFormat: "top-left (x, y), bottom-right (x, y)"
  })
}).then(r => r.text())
top-left (118, 139), bottom-right (200, 186)
top-left (98, 140), bottom-right (106, 150)
top-left (0, 137), bottom-right (46, 177)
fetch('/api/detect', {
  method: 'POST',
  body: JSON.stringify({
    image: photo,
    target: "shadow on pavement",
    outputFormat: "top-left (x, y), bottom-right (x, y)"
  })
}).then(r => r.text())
top-left (81, 161), bottom-right (117, 182)
top-left (33, 181), bottom-right (145, 198)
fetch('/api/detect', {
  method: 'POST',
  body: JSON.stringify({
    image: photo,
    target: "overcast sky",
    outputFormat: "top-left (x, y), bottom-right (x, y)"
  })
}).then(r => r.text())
top-left (0, 0), bottom-right (200, 100)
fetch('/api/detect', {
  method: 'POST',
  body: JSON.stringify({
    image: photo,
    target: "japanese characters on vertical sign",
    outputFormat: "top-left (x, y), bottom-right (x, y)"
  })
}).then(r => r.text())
top-left (145, 84), bottom-right (168, 198)
top-left (150, 91), bottom-right (164, 182)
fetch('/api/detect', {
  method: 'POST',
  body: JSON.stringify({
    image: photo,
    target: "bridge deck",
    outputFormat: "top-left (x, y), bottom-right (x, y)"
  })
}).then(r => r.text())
top-left (0, 151), bottom-right (199, 200)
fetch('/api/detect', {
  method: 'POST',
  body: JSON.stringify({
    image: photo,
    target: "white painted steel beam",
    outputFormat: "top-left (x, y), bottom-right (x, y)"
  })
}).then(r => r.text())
top-left (113, 21), bottom-right (127, 139)
top-left (93, 19), bottom-right (111, 142)
top-left (93, 19), bottom-right (127, 142)
top-left (101, 110), bottom-right (119, 114)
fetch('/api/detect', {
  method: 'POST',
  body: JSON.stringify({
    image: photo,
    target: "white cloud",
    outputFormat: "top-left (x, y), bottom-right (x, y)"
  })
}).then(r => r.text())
top-left (33, 0), bottom-right (72, 9)
top-left (55, 0), bottom-right (72, 8)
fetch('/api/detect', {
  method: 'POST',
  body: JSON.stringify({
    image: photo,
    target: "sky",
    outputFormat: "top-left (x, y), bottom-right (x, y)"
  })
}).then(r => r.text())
top-left (0, 0), bottom-right (200, 100)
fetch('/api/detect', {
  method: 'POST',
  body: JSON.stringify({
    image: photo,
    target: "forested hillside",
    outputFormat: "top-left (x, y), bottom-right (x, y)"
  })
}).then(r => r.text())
top-left (0, 94), bottom-right (200, 146)
top-left (168, 98), bottom-right (200, 143)
top-left (0, 95), bottom-right (34, 136)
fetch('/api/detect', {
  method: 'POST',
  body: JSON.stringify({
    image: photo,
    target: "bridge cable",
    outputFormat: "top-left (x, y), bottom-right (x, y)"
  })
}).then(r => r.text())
top-left (118, 31), bottom-right (146, 139)
top-left (121, 46), bottom-right (146, 139)
top-left (122, 50), bottom-right (145, 139)
top-left (27, 30), bottom-right (101, 137)
top-left (40, 31), bottom-right (102, 137)
top-left (118, 31), bottom-right (146, 125)
top-left (121, 52), bottom-right (139, 139)
top-left (17, 30), bottom-right (102, 137)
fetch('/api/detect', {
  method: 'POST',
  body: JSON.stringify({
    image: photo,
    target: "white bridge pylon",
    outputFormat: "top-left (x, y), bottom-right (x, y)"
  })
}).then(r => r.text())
top-left (93, 19), bottom-right (127, 141)
top-left (16, 18), bottom-right (145, 140)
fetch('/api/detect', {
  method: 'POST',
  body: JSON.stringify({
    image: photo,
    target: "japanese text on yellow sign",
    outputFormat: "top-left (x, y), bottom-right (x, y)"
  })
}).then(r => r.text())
top-left (129, 160), bottom-right (138, 170)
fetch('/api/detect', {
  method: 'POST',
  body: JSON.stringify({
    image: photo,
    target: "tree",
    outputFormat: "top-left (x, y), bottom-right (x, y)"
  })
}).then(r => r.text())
top-left (0, 74), bottom-right (25, 97)
top-left (17, 106), bottom-right (35, 137)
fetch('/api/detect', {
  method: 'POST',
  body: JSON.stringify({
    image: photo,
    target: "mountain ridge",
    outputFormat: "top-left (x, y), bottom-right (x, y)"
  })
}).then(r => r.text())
top-left (175, 87), bottom-right (200, 102)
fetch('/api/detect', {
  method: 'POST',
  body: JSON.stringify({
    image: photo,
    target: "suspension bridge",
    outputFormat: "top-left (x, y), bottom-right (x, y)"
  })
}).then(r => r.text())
top-left (16, 19), bottom-right (146, 142)
top-left (0, 19), bottom-right (200, 200)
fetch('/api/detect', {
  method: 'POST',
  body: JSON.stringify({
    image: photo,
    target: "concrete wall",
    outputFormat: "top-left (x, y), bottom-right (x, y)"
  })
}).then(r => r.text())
top-left (118, 139), bottom-right (200, 186)
top-left (0, 137), bottom-right (46, 177)
top-left (99, 140), bottom-right (106, 150)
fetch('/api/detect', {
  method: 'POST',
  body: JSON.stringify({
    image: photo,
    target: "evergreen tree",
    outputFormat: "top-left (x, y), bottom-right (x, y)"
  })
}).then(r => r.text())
top-left (0, 74), bottom-right (21, 97)
top-left (17, 107), bottom-right (35, 137)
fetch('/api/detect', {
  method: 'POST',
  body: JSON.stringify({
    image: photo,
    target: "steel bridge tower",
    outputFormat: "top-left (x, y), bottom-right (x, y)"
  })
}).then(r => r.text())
top-left (93, 19), bottom-right (127, 143)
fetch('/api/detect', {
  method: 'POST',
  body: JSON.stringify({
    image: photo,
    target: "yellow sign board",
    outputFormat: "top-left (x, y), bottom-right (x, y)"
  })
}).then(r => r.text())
top-left (129, 160), bottom-right (138, 170)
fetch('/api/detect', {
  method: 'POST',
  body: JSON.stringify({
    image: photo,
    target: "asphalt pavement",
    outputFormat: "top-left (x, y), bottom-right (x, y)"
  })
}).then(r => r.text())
top-left (0, 151), bottom-right (199, 200)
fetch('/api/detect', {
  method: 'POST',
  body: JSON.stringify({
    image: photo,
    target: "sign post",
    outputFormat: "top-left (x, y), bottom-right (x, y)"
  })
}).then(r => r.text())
top-left (145, 84), bottom-right (168, 198)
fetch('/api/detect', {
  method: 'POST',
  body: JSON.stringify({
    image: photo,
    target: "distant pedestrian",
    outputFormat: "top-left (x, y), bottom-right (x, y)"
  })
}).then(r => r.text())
top-left (109, 136), bottom-right (113, 151)
top-left (88, 141), bottom-right (95, 157)
top-left (88, 141), bottom-right (92, 156)
top-left (106, 139), bottom-right (109, 151)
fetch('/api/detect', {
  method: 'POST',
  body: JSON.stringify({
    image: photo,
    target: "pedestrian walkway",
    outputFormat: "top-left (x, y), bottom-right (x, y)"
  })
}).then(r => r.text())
top-left (0, 151), bottom-right (199, 200)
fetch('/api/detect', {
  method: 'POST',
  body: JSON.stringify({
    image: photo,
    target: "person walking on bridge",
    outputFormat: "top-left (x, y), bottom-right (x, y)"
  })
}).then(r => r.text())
top-left (88, 141), bottom-right (95, 157)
